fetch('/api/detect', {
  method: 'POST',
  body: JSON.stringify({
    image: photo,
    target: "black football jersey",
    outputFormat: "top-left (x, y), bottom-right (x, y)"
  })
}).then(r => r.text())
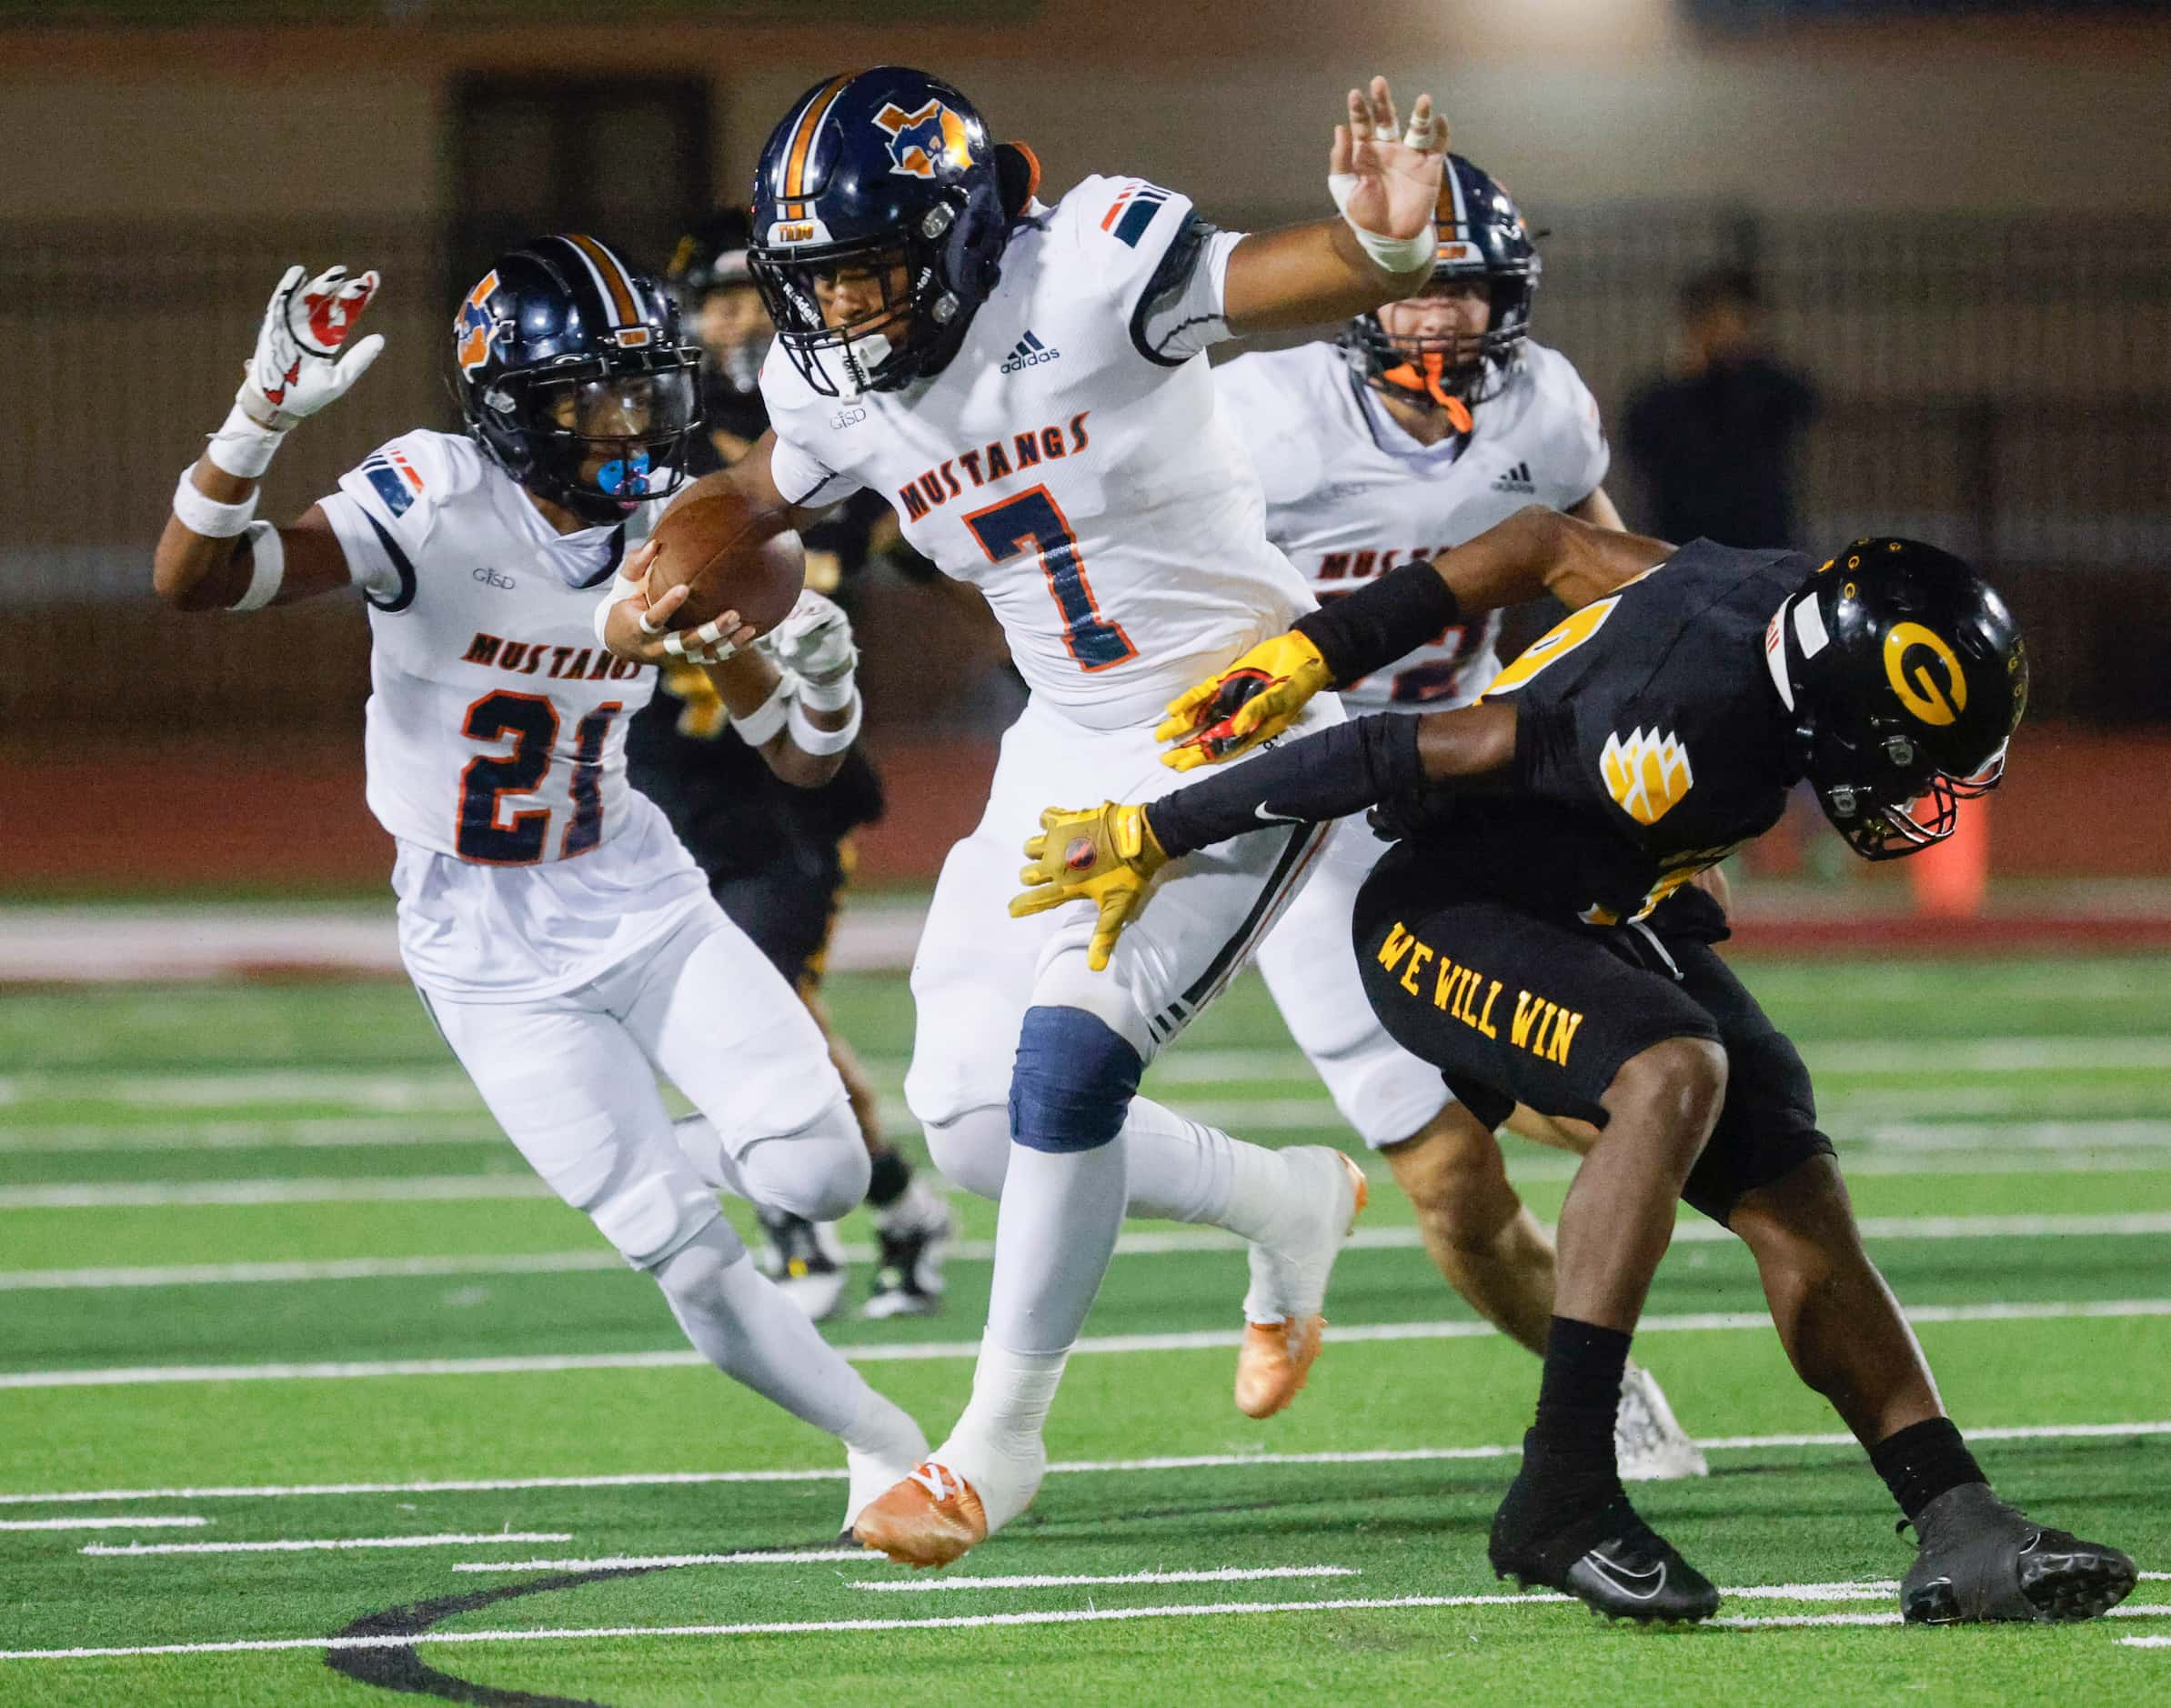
top-left (1400, 538), bottom-right (1807, 925)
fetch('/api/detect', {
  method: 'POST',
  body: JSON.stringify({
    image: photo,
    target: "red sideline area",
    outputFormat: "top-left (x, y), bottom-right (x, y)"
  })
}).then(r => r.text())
top-left (5, 728), bottom-right (2167, 958)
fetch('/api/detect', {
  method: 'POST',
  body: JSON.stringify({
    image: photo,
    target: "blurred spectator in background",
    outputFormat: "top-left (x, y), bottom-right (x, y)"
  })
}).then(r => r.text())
top-left (1623, 266), bottom-right (1819, 549)
top-left (626, 209), bottom-right (952, 1326)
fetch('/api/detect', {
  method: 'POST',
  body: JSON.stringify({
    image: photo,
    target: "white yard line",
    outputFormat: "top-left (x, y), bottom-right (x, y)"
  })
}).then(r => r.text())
top-left (11, 1209), bottom-right (2171, 1294)
top-left (0, 1516), bottom-right (207, 1532)
top-left (0, 1119), bottom-right (493, 1154)
top-left (849, 1565), bottom-right (1359, 1592)
top-left (0, 1176), bottom-right (557, 1211)
top-left (2123, 1635), bottom-right (2171, 1647)
top-left (7, 1419), bottom-right (2170, 1507)
top-left (7, 1592), bottom-right (2164, 1663)
top-left (8, 1297), bottom-right (2171, 1391)
top-left (81, 1532), bottom-right (572, 1557)
top-left (453, 1548), bottom-right (872, 1572)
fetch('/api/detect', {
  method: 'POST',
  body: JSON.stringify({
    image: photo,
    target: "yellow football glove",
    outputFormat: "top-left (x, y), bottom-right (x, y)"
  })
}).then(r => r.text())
top-left (1009, 801), bottom-right (1170, 972)
top-left (1154, 630), bottom-right (1332, 771)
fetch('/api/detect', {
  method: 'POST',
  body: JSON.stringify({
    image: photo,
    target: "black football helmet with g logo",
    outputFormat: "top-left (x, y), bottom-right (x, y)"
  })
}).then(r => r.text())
top-left (1766, 538), bottom-right (2028, 859)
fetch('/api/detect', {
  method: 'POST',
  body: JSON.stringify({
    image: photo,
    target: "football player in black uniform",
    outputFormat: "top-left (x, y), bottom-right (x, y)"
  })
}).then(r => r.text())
top-left (628, 212), bottom-right (952, 1321)
top-left (1012, 508), bottom-right (2136, 1626)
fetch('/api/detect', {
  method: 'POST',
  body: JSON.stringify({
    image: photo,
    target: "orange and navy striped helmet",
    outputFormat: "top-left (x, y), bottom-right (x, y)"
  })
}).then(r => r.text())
top-left (749, 67), bottom-right (1016, 397)
top-left (454, 235), bottom-right (704, 527)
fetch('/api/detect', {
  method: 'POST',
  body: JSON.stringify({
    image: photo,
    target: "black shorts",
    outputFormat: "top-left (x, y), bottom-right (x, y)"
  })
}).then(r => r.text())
top-left (710, 836), bottom-right (852, 994)
top-left (1352, 842), bottom-right (1834, 1224)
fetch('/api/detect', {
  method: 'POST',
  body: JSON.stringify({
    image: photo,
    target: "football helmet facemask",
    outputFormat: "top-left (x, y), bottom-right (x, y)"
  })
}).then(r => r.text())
top-left (1340, 153), bottom-right (1541, 418)
top-left (454, 234), bottom-right (701, 527)
top-left (1767, 538), bottom-right (2029, 860)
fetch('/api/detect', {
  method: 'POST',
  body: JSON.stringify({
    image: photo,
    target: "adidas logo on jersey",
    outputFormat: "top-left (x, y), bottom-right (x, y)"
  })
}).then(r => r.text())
top-left (1001, 331), bottom-right (1060, 374)
top-left (1492, 462), bottom-right (1536, 494)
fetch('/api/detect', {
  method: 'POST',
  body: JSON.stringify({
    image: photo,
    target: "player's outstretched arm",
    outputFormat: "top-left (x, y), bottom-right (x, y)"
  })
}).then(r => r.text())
top-left (153, 265), bottom-right (384, 613)
top-left (1015, 703), bottom-right (1516, 968)
top-left (1221, 76), bottom-right (1448, 334)
top-left (1159, 507), bottom-right (1673, 768)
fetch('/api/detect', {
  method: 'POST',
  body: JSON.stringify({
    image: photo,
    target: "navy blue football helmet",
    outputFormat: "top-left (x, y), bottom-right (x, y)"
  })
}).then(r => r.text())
top-left (749, 67), bottom-right (1029, 397)
top-left (1770, 538), bottom-right (2027, 860)
top-left (1341, 155), bottom-right (1542, 415)
top-left (453, 234), bottom-right (702, 527)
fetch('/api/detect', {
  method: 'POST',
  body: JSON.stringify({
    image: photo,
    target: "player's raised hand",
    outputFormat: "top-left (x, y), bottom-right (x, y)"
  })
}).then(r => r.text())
top-left (1332, 76), bottom-right (1450, 245)
top-left (1156, 630), bottom-right (1332, 771)
top-left (1010, 802), bottom-right (1171, 972)
top-left (238, 265), bottom-right (385, 431)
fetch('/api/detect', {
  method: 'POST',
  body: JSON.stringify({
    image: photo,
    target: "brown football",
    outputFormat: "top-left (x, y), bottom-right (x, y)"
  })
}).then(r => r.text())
top-left (640, 487), bottom-right (805, 638)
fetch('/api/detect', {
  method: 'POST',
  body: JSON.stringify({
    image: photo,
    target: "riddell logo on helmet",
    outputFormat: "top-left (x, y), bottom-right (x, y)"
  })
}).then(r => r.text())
top-left (873, 99), bottom-right (974, 179)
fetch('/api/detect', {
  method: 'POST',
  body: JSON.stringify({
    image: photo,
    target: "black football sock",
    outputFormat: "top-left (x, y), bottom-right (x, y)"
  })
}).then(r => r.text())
top-left (1869, 1416), bottom-right (1988, 1522)
top-left (865, 1146), bottom-right (912, 1211)
top-left (1497, 1318), bottom-right (1634, 1557)
top-left (1528, 1316), bottom-right (1633, 1469)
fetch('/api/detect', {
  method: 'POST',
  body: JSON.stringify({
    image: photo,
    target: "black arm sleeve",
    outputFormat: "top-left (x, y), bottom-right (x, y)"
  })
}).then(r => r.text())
top-left (1144, 713), bottom-right (1426, 859)
top-left (1291, 560), bottom-right (1462, 686)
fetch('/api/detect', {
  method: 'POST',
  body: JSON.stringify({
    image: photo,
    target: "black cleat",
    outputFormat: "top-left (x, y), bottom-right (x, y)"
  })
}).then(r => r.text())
top-left (1490, 1477), bottom-right (1721, 1624)
top-left (756, 1210), bottom-right (846, 1322)
top-left (1900, 1482), bottom-right (2136, 1624)
top-left (863, 1182), bottom-right (954, 1321)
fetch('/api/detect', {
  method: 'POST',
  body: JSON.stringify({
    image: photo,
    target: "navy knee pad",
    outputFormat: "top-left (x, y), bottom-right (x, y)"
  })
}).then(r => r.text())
top-left (1009, 1005), bottom-right (1143, 1153)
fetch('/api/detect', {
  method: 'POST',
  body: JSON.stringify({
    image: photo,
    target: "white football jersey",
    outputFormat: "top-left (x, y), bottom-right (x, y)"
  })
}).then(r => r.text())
top-left (318, 430), bottom-right (709, 1000)
top-left (762, 175), bottom-right (1312, 734)
top-left (1215, 339), bottom-right (1609, 710)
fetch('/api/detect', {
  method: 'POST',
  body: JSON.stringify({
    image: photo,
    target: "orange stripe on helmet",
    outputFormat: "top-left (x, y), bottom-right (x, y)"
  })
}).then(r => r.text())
top-left (562, 233), bottom-right (641, 327)
top-left (782, 72), bottom-right (856, 207)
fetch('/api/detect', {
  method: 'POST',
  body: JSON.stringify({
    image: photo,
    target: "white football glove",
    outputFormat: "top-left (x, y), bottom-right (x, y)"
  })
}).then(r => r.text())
top-left (759, 588), bottom-right (858, 688)
top-left (238, 264), bottom-right (385, 430)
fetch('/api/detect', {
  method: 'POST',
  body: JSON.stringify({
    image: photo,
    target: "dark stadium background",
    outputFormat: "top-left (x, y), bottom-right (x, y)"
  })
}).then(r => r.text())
top-left (2, 0), bottom-right (2164, 909)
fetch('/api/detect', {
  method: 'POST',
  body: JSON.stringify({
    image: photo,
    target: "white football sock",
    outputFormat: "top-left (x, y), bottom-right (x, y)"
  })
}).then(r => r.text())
top-left (983, 1140), bottom-right (1128, 1356)
top-left (651, 1220), bottom-right (870, 1435)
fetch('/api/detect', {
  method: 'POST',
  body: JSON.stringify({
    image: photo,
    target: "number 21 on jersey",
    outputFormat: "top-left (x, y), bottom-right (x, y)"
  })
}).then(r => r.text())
top-left (456, 691), bottom-right (621, 865)
top-left (963, 484), bottom-right (1137, 671)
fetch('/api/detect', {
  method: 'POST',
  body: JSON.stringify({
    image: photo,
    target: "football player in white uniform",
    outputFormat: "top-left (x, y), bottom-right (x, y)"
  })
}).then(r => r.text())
top-left (598, 66), bottom-right (1454, 1564)
top-left (151, 239), bottom-right (928, 1532)
top-left (1215, 157), bottom-right (1705, 1480)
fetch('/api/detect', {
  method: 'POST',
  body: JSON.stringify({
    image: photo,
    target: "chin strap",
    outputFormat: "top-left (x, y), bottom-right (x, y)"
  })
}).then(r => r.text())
top-left (1379, 352), bottom-right (1474, 431)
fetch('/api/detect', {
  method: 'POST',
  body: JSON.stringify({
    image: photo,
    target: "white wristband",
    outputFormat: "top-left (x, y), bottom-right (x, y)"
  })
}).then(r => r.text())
top-left (1327, 173), bottom-right (1437, 275)
top-left (733, 674), bottom-right (796, 747)
top-left (172, 467), bottom-right (259, 538)
top-left (797, 668), bottom-right (858, 713)
top-left (788, 688), bottom-right (861, 757)
top-left (230, 520), bottom-right (286, 611)
top-left (206, 399), bottom-right (288, 479)
top-left (591, 572), bottom-right (645, 648)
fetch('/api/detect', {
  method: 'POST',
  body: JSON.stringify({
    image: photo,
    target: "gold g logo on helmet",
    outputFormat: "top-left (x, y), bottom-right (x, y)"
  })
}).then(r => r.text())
top-left (1882, 622), bottom-right (1968, 728)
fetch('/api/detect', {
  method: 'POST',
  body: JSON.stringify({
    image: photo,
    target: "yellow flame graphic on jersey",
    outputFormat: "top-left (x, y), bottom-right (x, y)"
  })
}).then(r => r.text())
top-left (1601, 728), bottom-right (1695, 827)
top-left (1882, 622), bottom-right (1967, 728)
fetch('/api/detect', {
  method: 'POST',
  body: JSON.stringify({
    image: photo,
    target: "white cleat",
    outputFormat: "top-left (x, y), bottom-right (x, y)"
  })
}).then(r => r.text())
top-left (1236, 1146), bottom-right (1369, 1419)
top-left (1615, 1360), bottom-right (1709, 1482)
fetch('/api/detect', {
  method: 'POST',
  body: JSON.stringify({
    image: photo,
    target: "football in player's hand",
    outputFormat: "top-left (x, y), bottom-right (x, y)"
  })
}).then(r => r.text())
top-left (642, 487), bottom-right (805, 638)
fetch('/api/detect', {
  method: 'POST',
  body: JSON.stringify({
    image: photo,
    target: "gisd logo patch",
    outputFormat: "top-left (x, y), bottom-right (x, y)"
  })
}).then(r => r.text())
top-left (1600, 727), bottom-right (1694, 827)
top-left (873, 99), bottom-right (974, 179)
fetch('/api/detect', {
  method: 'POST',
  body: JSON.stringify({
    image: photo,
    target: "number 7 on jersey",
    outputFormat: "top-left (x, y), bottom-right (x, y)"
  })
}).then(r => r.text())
top-left (962, 484), bottom-right (1137, 671)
